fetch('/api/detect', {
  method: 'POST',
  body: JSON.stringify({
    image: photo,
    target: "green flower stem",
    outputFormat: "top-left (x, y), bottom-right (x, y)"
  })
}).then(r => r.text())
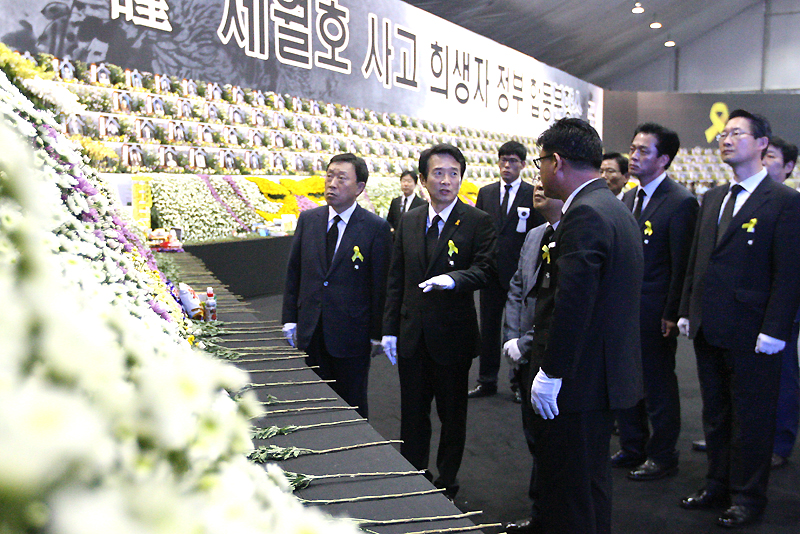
top-left (251, 418), bottom-right (364, 439)
top-left (242, 379), bottom-right (335, 389)
top-left (284, 470), bottom-right (423, 490)
top-left (251, 405), bottom-right (358, 417)
top-left (351, 511), bottom-right (482, 528)
top-left (248, 439), bottom-right (401, 462)
top-left (258, 395), bottom-right (338, 405)
top-left (245, 366), bottom-right (317, 373)
top-left (236, 356), bottom-right (306, 362)
top-left (403, 524), bottom-right (502, 534)
top-left (299, 487), bottom-right (444, 505)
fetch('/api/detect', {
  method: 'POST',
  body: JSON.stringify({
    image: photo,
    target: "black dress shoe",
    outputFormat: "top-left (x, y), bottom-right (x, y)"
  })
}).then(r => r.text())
top-left (771, 453), bottom-right (788, 469)
top-left (680, 488), bottom-right (730, 510)
top-left (692, 439), bottom-right (707, 452)
top-left (513, 389), bottom-right (523, 404)
top-left (467, 383), bottom-right (497, 398)
top-left (717, 505), bottom-right (763, 528)
top-left (610, 449), bottom-right (646, 468)
top-left (627, 459), bottom-right (678, 481)
top-left (504, 517), bottom-right (542, 533)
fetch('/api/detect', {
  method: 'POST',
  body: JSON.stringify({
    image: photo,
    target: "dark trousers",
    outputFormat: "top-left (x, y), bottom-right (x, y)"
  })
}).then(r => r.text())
top-left (694, 329), bottom-right (782, 512)
top-left (532, 409), bottom-right (614, 534)
top-left (307, 322), bottom-right (371, 418)
top-left (616, 331), bottom-right (680, 465)
top-left (774, 321), bottom-right (800, 458)
top-left (519, 361), bottom-right (539, 518)
top-left (398, 342), bottom-right (471, 497)
top-left (478, 285), bottom-right (506, 387)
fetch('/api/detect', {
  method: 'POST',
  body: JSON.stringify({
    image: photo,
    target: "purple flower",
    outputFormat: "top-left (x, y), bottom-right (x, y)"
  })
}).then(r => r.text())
top-left (198, 174), bottom-right (251, 232)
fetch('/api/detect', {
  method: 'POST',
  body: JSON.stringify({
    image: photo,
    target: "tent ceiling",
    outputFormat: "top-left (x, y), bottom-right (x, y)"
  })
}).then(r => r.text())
top-left (402, 0), bottom-right (761, 88)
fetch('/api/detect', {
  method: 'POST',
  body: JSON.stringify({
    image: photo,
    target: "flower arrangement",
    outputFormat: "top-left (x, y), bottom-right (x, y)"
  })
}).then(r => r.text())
top-left (281, 176), bottom-right (324, 199)
top-left (0, 67), bottom-right (358, 534)
top-left (245, 176), bottom-right (291, 199)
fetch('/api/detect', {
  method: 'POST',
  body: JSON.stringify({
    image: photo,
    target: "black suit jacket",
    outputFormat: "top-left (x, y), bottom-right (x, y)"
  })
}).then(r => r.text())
top-left (383, 200), bottom-right (497, 365)
top-left (623, 177), bottom-right (698, 332)
top-left (535, 179), bottom-right (644, 413)
top-left (476, 181), bottom-right (544, 289)
top-left (282, 204), bottom-right (392, 358)
top-left (387, 194), bottom-right (426, 231)
top-left (679, 177), bottom-right (800, 349)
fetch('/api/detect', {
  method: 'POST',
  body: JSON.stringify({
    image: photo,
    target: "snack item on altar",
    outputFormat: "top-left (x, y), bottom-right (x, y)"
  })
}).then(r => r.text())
top-left (179, 283), bottom-right (203, 319)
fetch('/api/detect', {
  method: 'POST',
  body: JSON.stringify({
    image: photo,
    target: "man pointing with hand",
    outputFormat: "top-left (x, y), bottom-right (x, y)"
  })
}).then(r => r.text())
top-left (382, 143), bottom-right (497, 500)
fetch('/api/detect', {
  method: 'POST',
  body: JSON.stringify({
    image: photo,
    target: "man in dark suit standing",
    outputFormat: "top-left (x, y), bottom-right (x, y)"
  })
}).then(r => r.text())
top-left (528, 118), bottom-right (644, 534)
top-left (502, 180), bottom-right (563, 533)
top-left (611, 124), bottom-right (698, 481)
top-left (469, 141), bottom-right (544, 400)
top-left (678, 110), bottom-right (800, 528)
top-left (282, 153), bottom-right (392, 419)
top-left (382, 144), bottom-right (497, 499)
top-left (386, 170), bottom-right (426, 232)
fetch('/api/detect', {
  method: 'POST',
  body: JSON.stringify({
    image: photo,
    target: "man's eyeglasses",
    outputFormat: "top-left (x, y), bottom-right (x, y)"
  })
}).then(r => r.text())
top-left (531, 153), bottom-right (557, 169)
top-left (715, 129), bottom-right (754, 142)
top-left (499, 156), bottom-right (523, 166)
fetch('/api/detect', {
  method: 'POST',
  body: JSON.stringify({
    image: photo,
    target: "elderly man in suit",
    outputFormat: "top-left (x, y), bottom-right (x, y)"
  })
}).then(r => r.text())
top-left (678, 110), bottom-right (800, 528)
top-left (469, 141), bottom-right (544, 401)
top-left (611, 124), bottom-right (698, 481)
top-left (382, 143), bottom-right (497, 500)
top-left (282, 153), bottom-right (392, 419)
top-left (386, 170), bottom-right (427, 232)
top-left (502, 180), bottom-right (563, 533)
top-left (528, 118), bottom-right (644, 534)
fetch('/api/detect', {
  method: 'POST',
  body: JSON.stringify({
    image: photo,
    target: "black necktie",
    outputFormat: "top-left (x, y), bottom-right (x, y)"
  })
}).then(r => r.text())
top-left (535, 225), bottom-right (556, 288)
top-left (632, 188), bottom-right (646, 220)
top-left (426, 215), bottom-right (441, 263)
top-left (402, 197), bottom-right (408, 213)
top-left (717, 184), bottom-right (743, 244)
top-left (500, 184), bottom-right (512, 223)
top-left (326, 214), bottom-right (341, 267)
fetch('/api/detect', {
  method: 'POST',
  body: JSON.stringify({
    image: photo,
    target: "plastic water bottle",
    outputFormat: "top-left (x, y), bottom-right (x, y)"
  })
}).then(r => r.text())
top-left (204, 287), bottom-right (217, 322)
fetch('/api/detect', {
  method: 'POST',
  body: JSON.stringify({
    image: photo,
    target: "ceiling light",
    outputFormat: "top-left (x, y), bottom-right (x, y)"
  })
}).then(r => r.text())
top-left (632, 2), bottom-right (644, 14)
top-left (664, 39), bottom-right (676, 47)
top-left (649, 15), bottom-right (662, 29)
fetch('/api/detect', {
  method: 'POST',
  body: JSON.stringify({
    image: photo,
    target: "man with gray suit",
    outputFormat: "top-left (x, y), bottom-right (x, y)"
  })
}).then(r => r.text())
top-left (502, 180), bottom-right (563, 533)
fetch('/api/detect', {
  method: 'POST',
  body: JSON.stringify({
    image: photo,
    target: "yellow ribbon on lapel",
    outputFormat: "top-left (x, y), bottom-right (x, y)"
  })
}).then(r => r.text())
top-left (447, 240), bottom-right (458, 257)
top-left (541, 244), bottom-right (550, 264)
top-left (352, 245), bottom-right (364, 262)
top-left (742, 218), bottom-right (757, 233)
top-left (644, 220), bottom-right (653, 236)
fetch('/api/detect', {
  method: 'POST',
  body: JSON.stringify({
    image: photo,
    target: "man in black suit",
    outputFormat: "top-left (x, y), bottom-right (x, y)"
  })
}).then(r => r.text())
top-left (528, 118), bottom-right (644, 534)
top-left (382, 144), bottom-right (497, 499)
top-left (469, 141), bottom-right (544, 400)
top-left (678, 110), bottom-right (800, 528)
top-left (600, 152), bottom-right (630, 199)
top-left (282, 153), bottom-right (392, 419)
top-left (611, 124), bottom-right (698, 481)
top-left (386, 170), bottom-right (426, 232)
top-left (502, 180), bottom-right (563, 533)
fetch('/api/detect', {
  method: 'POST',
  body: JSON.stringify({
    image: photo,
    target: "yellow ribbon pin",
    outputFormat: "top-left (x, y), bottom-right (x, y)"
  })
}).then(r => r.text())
top-left (455, 219), bottom-right (460, 226)
top-left (704, 102), bottom-right (729, 143)
top-left (644, 221), bottom-right (653, 236)
top-left (352, 245), bottom-right (364, 262)
top-left (187, 335), bottom-right (195, 346)
top-left (448, 240), bottom-right (458, 256)
top-left (742, 218), bottom-right (757, 233)
top-left (542, 244), bottom-right (550, 264)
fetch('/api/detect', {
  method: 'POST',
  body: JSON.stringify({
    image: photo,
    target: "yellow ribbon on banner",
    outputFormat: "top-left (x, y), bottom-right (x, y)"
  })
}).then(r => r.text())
top-left (352, 246), bottom-right (364, 262)
top-left (447, 240), bottom-right (458, 256)
top-left (542, 244), bottom-right (550, 264)
top-left (742, 218), bottom-right (757, 233)
top-left (705, 102), bottom-right (729, 143)
top-left (644, 220), bottom-right (653, 236)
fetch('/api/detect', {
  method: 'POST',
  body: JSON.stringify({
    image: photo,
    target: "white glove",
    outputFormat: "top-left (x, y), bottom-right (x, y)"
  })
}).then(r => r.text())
top-left (370, 339), bottom-right (383, 358)
top-left (755, 333), bottom-right (786, 355)
top-left (381, 335), bottom-right (397, 365)
top-left (282, 323), bottom-right (297, 348)
top-left (677, 317), bottom-right (690, 337)
top-left (530, 368), bottom-right (562, 420)
top-left (418, 274), bottom-right (455, 293)
top-left (503, 338), bottom-right (523, 364)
